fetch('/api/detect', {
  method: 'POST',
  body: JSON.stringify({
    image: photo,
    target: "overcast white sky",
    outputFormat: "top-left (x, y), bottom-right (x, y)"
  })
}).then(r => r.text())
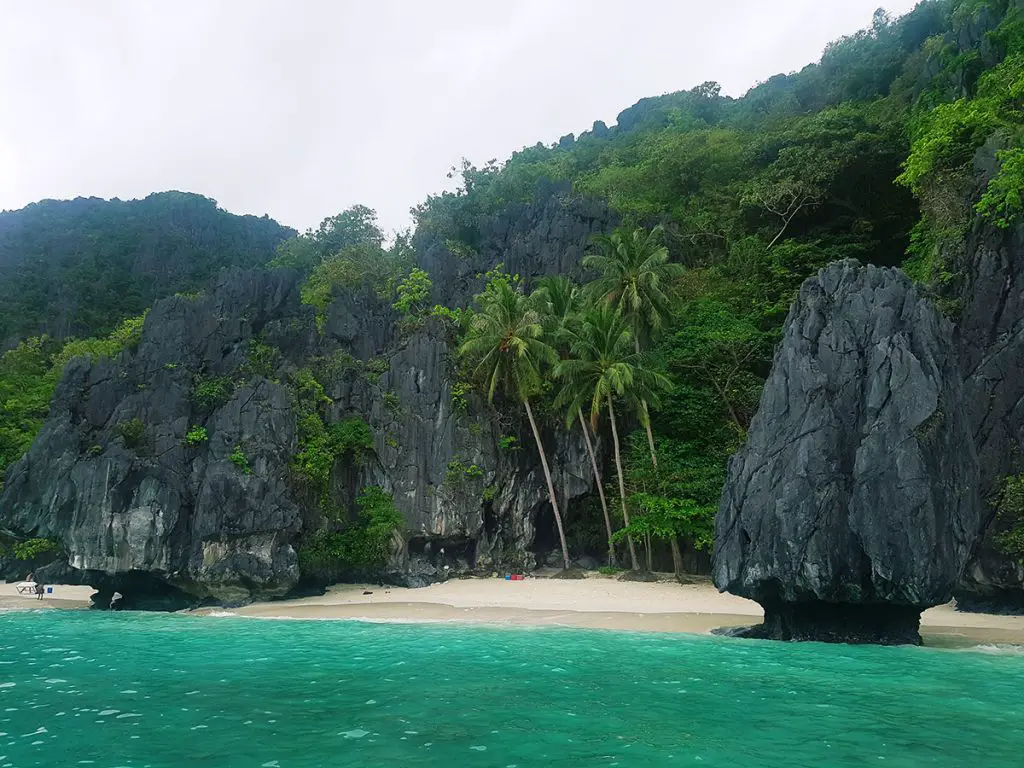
top-left (0, 0), bottom-right (920, 234)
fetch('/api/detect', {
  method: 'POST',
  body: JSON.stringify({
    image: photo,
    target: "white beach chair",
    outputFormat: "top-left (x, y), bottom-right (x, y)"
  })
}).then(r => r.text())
top-left (15, 581), bottom-right (37, 595)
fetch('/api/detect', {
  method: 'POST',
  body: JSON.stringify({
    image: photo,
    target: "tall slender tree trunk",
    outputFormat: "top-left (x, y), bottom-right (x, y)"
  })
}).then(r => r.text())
top-left (607, 394), bottom-right (639, 571)
top-left (669, 536), bottom-right (684, 578)
top-left (579, 408), bottom-right (615, 567)
top-left (523, 397), bottom-right (570, 571)
top-left (634, 336), bottom-right (658, 469)
top-left (645, 533), bottom-right (653, 572)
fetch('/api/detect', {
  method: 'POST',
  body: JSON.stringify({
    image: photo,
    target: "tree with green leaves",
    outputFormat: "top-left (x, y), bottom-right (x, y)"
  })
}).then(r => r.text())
top-left (661, 299), bottom-right (770, 434)
top-left (393, 267), bottom-right (433, 319)
top-left (534, 276), bottom-right (616, 567)
top-left (459, 273), bottom-right (570, 570)
top-left (583, 225), bottom-right (684, 469)
top-left (0, 313), bottom-right (148, 489)
top-left (555, 303), bottom-right (671, 571)
top-left (272, 205), bottom-right (386, 273)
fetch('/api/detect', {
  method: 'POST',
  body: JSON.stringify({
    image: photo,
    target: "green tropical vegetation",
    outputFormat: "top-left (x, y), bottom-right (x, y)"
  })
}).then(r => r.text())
top-left (184, 426), bottom-right (209, 446)
top-left (12, 536), bottom-right (60, 561)
top-left (0, 191), bottom-right (291, 342)
top-left (393, 268), bottom-right (433, 320)
top-left (458, 269), bottom-right (571, 570)
top-left (229, 444), bottom-right (252, 475)
top-left (0, 312), bottom-right (148, 485)
top-left (1, 0), bottom-right (1020, 574)
top-left (554, 303), bottom-right (669, 570)
top-left (995, 474), bottom-right (1024, 560)
top-left (298, 486), bottom-right (404, 574)
top-left (405, 0), bottom-right (1023, 571)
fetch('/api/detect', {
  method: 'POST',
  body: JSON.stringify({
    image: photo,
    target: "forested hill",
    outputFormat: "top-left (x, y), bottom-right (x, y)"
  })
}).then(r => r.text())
top-left (0, 191), bottom-right (295, 344)
top-left (397, 0), bottom-right (1023, 560)
top-left (1, 0), bottom-right (1022, 597)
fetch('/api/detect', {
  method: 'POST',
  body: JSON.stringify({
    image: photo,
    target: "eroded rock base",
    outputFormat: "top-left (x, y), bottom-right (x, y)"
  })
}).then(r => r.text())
top-left (732, 602), bottom-right (923, 645)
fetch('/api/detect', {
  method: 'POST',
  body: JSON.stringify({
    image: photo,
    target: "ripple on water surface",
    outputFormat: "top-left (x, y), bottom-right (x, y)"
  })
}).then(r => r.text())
top-left (0, 611), bottom-right (1022, 767)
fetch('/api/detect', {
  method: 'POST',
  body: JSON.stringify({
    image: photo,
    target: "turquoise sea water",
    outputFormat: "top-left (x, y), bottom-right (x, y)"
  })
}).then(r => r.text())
top-left (0, 612), bottom-right (1022, 767)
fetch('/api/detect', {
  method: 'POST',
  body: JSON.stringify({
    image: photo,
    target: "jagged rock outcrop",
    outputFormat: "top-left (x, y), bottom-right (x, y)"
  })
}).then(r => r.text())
top-left (415, 181), bottom-right (618, 307)
top-left (713, 260), bottom-right (982, 644)
top-left (953, 216), bottom-right (1024, 612)
top-left (0, 270), bottom-right (311, 606)
top-left (0, 190), bottom-right (612, 606)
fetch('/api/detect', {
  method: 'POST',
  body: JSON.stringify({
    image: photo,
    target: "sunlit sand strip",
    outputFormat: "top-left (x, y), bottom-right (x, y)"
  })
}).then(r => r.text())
top-left (5, 578), bottom-right (1024, 647)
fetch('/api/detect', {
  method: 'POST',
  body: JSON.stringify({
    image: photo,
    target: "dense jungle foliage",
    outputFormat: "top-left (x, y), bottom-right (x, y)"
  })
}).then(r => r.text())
top-left (0, 191), bottom-right (293, 343)
top-left (1, 0), bottom-right (1021, 569)
top-left (407, 0), bottom-right (1024, 567)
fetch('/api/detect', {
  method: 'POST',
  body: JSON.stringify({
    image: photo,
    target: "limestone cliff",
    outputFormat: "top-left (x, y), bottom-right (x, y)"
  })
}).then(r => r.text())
top-left (952, 218), bottom-right (1024, 611)
top-left (0, 187), bottom-right (615, 606)
top-left (713, 261), bottom-right (982, 644)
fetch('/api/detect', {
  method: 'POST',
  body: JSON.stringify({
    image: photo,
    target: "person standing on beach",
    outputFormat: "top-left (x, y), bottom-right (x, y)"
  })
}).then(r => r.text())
top-left (35, 581), bottom-right (45, 600)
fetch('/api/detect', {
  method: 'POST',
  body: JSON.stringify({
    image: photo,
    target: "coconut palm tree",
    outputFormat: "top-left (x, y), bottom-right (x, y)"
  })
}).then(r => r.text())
top-left (535, 277), bottom-right (616, 567)
top-left (459, 277), bottom-right (571, 570)
top-left (554, 304), bottom-right (671, 571)
top-left (583, 226), bottom-right (684, 469)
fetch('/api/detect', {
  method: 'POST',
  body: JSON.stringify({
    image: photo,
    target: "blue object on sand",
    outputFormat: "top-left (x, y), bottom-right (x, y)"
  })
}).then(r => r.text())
top-left (47, 587), bottom-right (53, 593)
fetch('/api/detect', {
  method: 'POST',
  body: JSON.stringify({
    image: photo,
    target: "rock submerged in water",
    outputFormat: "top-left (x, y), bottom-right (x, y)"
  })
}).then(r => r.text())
top-left (713, 260), bottom-right (982, 644)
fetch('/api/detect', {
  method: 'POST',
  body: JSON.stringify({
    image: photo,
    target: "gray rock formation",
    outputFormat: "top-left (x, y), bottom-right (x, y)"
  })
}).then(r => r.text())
top-left (414, 181), bottom-right (618, 307)
top-left (953, 216), bottom-right (1024, 612)
top-left (0, 187), bottom-right (613, 606)
top-left (713, 260), bottom-right (982, 644)
top-left (0, 270), bottom-right (311, 606)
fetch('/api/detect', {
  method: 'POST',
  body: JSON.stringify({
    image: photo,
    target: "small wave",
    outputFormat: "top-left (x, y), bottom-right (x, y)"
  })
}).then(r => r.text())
top-left (212, 613), bottom-right (462, 625)
top-left (967, 643), bottom-right (1024, 656)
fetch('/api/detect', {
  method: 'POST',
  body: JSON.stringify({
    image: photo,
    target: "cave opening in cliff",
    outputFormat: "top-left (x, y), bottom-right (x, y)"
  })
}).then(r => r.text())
top-left (407, 535), bottom-right (478, 570)
top-left (531, 502), bottom-right (558, 558)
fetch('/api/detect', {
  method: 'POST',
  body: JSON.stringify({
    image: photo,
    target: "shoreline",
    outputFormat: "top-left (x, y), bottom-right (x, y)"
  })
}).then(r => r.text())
top-left (5, 575), bottom-right (1024, 647)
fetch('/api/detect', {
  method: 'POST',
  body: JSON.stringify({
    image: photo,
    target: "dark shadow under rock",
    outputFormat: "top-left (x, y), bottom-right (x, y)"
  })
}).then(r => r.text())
top-left (711, 602), bottom-right (922, 646)
top-left (755, 601), bottom-right (922, 645)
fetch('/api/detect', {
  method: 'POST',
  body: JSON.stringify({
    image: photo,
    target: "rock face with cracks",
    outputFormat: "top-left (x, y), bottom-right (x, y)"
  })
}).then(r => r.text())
top-left (0, 186), bottom-right (613, 608)
top-left (713, 260), bottom-right (982, 644)
top-left (952, 216), bottom-right (1024, 613)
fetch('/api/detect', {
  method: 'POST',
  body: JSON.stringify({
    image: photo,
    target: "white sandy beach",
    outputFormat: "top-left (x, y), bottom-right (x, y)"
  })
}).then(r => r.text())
top-left (0, 582), bottom-right (94, 610)
top-left (223, 574), bottom-right (1024, 646)
top-left (5, 576), bottom-right (1024, 645)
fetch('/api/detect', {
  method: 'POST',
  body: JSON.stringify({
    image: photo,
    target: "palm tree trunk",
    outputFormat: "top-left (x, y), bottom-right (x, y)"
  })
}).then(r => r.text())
top-left (645, 533), bottom-right (653, 572)
top-left (669, 536), bottom-right (684, 577)
top-left (607, 394), bottom-right (638, 571)
top-left (579, 408), bottom-right (615, 567)
top-left (633, 336), bottom-right (658, 469)
top-left (523, 397), bottom-right (570, 571)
